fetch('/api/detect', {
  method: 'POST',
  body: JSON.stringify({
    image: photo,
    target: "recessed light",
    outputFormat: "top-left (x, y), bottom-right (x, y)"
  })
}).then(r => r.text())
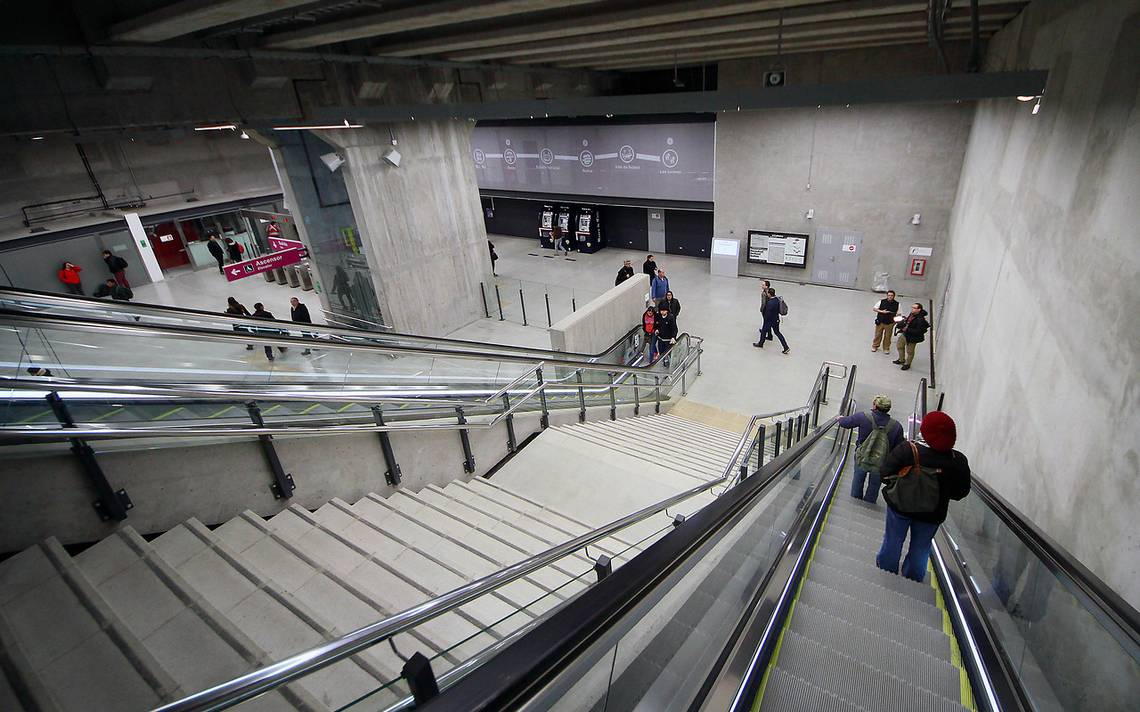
top-left (31, 136), bottom-right (44, 141)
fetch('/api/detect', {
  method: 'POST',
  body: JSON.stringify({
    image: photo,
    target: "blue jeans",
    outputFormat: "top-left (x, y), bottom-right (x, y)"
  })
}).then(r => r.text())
top-left (876, 506), bottom-right (940, 582)
top-left (850, 464), bottom-right (880, 503)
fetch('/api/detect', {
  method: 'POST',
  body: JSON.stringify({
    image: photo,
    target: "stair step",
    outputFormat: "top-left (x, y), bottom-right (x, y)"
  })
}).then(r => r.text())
top-left (553, 428), bottom-right (718, 482)
top-left (799, 581), bottom-right (943, 633)
top-left (0, 541), bottom-right (170, 712)
top-left (759, 667), bottom-right (870, 712)
top-left (578, 418), bottom-right (738, 463)
top-left (470, 478), bottom-right (636, 549)
top-left (773, 631), bottom-right (968, 712)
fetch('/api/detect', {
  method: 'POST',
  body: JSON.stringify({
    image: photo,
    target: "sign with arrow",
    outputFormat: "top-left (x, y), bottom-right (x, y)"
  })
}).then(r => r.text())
top-left (225, 248), bottom-right (304, 282)
top-left (268, 236), bottom-right (306, 254)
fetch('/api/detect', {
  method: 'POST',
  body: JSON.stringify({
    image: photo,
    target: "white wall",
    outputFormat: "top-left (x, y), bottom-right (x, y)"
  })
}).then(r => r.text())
top-left (939, 0), bottom-right (1140, 607)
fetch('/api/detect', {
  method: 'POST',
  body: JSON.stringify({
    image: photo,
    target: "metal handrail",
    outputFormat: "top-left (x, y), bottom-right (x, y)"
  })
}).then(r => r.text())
top-left (319, 307), bottom-right (392, 331)
top-left (0, 286), bottom-right (688, 363)
top-left (153, 392), bottom-right (771, 712)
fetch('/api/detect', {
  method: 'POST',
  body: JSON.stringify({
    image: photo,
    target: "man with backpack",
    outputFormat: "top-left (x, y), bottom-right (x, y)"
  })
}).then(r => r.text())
top-left (876, 411), bottom-right (971, 582)
top-left (838, 395), bottom-right (904, 503)
top-left (754, 287), bottom-right (789, 354)
top-left (101, 250), bottom-right (130, 288)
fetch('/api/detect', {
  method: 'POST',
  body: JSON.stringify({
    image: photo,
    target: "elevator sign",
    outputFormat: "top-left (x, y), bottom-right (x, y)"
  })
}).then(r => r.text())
top-left (226, 248), bottom-right (303, 282)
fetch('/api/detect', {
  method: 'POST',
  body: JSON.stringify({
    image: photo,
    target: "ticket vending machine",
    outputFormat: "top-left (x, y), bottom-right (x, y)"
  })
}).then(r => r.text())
top-left (556, 205), bottom-right (574, 251)
top-left (575, 206), bottom-right (605, 253)
top-left (538, 204), bottom-right (555, 248)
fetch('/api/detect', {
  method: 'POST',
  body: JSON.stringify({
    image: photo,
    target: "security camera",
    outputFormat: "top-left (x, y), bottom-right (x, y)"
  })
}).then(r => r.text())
top-left (319, 152), bottom-right (345, 172)
top-left (382, 147), bottom-right (402, 167)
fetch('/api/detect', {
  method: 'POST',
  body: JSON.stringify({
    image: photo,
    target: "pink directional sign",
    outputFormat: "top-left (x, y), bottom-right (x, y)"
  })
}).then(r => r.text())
top-left (225, 248), bottom-right (303, 282)
top-left (268, 236), bottom-right (305, 252)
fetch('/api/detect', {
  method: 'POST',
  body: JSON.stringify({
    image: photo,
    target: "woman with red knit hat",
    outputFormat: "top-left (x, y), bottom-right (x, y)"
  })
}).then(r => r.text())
top-left (875, 411), bottom-right (971, 582)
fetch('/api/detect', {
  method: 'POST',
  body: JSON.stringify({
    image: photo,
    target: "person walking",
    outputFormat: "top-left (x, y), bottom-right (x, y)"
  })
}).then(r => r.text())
top-left (226, 297), bottom-right (256, 352)
top-left (207, 235), bottom-right (226, 274)
top-left (650, 269), bottom-right (669, 303)
top-left (290, 296), bottom-right (314, 355)
top-left (658, 290), bottom-right (680, 319)
top-left (57, 262), bottom-right (83, 295)
top-left (872, 290), bottom-right (899, 354)
top-left (101, 250), bottom-right (130, 288)
top-left (652, 301), bottom-right (678, 366)
top-left (759, 280), bottom-right (772, 341)
top-left (251, 302), bottom-right (288, 361)
top-left (642, 254), bottom-right (657, 278)
top-left (838, 395), bottom-right (904, 503)
top-left (224, 237), bottom-right (243, 264)
top-left (615, 260), bottom-right (635, 285)
top-left (754, 287), bottom-right (789, 354)
top-left (332, 266), bottom-right (354, 309)
top-left (893, 302), bottom-right (929, 371)
top-left (488, 240), bottom-right (498, 276)
top-left (876, 411), bottom-right (971, 582)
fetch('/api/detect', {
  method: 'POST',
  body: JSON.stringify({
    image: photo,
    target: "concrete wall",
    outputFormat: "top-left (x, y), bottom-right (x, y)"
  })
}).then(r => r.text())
top-left (550, 274), bottom-right (649, 353)
top-left (0, 132), bottom-right (279, 236)
top-left (330, 122), bottom-right (491, 336)
top-left (938, 0), bottom-right (1140, 607)
top-left (714, 44), bottom-right (976, 295)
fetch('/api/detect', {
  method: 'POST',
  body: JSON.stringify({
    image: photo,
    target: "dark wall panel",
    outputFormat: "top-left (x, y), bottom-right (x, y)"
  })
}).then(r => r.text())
top-left (482, 197), bottom-right (540, 239)
top-left (664, 210), bottom-right (713, 259)
top-left (601, 206), bottom-right (648, 251)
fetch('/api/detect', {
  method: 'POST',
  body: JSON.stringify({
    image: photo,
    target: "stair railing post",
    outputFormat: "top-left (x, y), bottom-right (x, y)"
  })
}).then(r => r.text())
top-left (773, 420), bottom-right (782, 457)
top-left (812, 388), bottom-right (821, 427)
top-left (545, 293), bottom-right (552, 327)
top-left (607, 372), bottom-right (617, 421)
top-left (46, 391), bottom-right (132, 521)
top-left (455, 407), bottom-right (476, 473)
top-left (246, 402), bottom-right (295, 499)
top-left (821, 365), bottom-right (830, 404)
top-left (371, 405), bottom-right (402, 486)
top-left (479, 282), bottom-right (490, 319)
top-left (519, 288), bottom-right (527, 326)
top-left (653, 375), bottom-right (661, 414)
top-left (535, 366), bottom-right (549, 429)
top-left (575, 370), bottom-right (586, 423)
top-left (632, 374), bottom-right (640, 416)
top-left (786, 418), bottom-right (794, 449)
top-left (502, 393), bottom-right (517, 453)
top-left (494, 284), bottom-right (505, 321)
top-left (757, 423), bottom-right (766, 469)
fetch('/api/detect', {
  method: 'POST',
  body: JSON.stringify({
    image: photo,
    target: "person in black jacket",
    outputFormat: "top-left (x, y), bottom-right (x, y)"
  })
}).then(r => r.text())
top-left (876, 411), bottom-right (971, 582)
top-left (642, 254), bottom-right (657, 277)
top-left (872, 290), bottom-right (899, 354)
top-left (226, 297), bottom-right (256, 352)
top-left (290, 296), bottom-right (314, 355)
top-left (893, 303), bottom-right (929, 371)
top-left (488, 240), bottom-right (498, 276)
top-left (93, 278), bottom-right (133, 302)
top-left (652, 302), bottom-right (678, 365)
top-left (251, 302), bottom-right (288, 361)
top-left (101, 250), bottom-right (130, 287)
top-left (754, 287), bottom-right (789, 354)
top-left (657, 290), bottom-right (680, 320)
top-left (207, 235), bottom-right (226, 274)
top-left (225, 237), bottom-right (243, 263)
top-left (615, 260), bottom-right (635, 285)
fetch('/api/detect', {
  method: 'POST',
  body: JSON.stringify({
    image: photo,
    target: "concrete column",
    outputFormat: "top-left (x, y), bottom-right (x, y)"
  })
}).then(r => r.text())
top-left (328, 121), bottom-right (491, 336)
top-left (123, 212), bottom-right (164, 283)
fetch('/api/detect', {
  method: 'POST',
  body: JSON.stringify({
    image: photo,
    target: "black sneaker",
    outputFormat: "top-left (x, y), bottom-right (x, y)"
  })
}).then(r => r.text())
top-left (891, 359), bottom-right (903, 364)
top-left (782, 348), bottom-right (790, 355)
top-left (900, 364), bottom-right (910, 371)
top-left (753, 342), bottom-right (764, 348)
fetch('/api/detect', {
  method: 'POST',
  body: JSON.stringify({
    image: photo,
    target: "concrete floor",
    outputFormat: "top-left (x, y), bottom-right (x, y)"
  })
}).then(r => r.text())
top-left (78, 237), bottom-right (932, 418)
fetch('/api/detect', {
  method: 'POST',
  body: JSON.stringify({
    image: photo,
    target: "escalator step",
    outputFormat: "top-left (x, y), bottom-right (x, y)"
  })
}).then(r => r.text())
top-left (774, 630), bottom-right (969, 712)
top-left (760, 667), bottom-right (869, 712)
top-left (799, 581), bottom-right (943, 633)
top-left (805, 565), bottom-right (938, 622)
top-left (791, 601), bottom-right (950, 661)
top-left (811, 549), bottom-right (936, 604)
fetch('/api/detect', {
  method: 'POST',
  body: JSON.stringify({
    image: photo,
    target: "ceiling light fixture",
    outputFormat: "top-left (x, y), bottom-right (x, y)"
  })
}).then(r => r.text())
top-left (31, 136), bottom-right (44, 141)
top-left (195, 124), bottom-right (237, 131)
top-left (1032, 96), bottom-right (1042, 115)
top-left (239, 131), bottom-right (250, 139)
top-left (273, 120), bottom-right (363, 131)
top-left (1016, 95), bottom-right (1036, 102)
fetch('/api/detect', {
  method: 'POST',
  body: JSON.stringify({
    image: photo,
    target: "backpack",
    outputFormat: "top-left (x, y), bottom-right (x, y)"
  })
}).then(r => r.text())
top-left (642, 310), bottom-right (655, 334)
top-left (883, 442), bottom-right (943, 514)
top-left (778, 297), bottom-right (788, 316)
top-left (854, 414), bottom-right (891, 472)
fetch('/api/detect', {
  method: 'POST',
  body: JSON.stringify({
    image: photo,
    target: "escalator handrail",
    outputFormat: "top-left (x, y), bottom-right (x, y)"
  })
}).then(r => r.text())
top-left (0, 286), bottom-right (670, 362)
top-left (914, 380), bottom-right (1140, 652)
top-left (419, 391), bottom-right (856, 709)
top-left (152, 403), bottom-right (770, 712)
top-left (0, 307), bottom-right (698, 380)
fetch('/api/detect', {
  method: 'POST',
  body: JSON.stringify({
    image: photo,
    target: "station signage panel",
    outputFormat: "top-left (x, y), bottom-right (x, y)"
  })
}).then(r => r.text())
top-left (747, 230), bottom-right (809, 268)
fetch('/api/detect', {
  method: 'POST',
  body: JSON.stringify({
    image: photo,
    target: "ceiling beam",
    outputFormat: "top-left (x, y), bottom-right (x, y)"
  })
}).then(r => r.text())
top-left (572, 30), bottom-right (986, 70)
top-left (529, 13), bottom-right (1012, 66)
top-left (371, 0), bottom-right (843, 57)
top-left (301, 70), bottom-right (1048, 123)
top-left (110, 0), bottom-right (317, 42)
top-left (262, 0), bottom-right (605, 50)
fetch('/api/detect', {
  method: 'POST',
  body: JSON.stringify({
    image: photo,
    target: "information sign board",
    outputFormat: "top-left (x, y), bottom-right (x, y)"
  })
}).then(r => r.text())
top-left (747, 230), bottom-right (809, 268)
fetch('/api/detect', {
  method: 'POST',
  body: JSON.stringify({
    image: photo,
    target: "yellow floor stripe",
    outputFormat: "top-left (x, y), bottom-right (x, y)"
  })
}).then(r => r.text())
top-left (298, 403), bottom-right (322, 415)
top-left (90, 407), bottom-right (125, 422)
top-left (152, 406), bottom-right (185, 421)
top-left (336, 403), bottom-right (355, 413)
top-left (208, 405), bottom-right (236, 418)
top-left (262, 404), bottom-right (282, 415)
top-left (16, 410), bottom-right (52, 424)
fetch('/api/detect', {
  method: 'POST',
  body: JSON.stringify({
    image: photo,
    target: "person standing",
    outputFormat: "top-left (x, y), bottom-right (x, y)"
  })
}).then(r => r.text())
top-left (650, 269), bottom-right (669, 303)
top-left (652, 301), bottom-right (678, 365)
top-left (893, 303), bottom-right (930, 371)
top-left (488, 240), bottom-right (498, 276)
top-left (251, 302), bottom-right (288, 361)
top-left (225, 237), bottom-right (243, 264)
top-left (872, 290), bottom-right (899, 354)
top-left (615, 260), bottom-right (635, 285)
top-left (658, 290), bottom-right (680, 319)
top-left (57, 262), bottom-right (83, 295)
top-left (332, 266), bottom-right (353, 309)
top-left (642, 254), bottom-right (657, 278)
top-left (754, 287), bottom-right (789, 354)
top-left (101, 250), bottom-right (130, 288)
top-left (838, 395), bottom-right (904, 503)
top-left (226, 297), bottom-right (256, 352)
top-left (290, 296), bottom-right (314, 355)
top-left (207, 235), bottom-right (226, 275)
top-left (876, 411), bottom-right (971, 582)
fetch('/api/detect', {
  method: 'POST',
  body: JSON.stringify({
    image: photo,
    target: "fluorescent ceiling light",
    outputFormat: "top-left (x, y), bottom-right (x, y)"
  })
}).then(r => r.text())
top-left (31, 136), bottom-right (44, 141)
top-left (195, 124), bottom-right (237, 131)
top-left (1016, 95), bottom-right (1037, 102)
top-left (273, 120), bottom-right (363, 131)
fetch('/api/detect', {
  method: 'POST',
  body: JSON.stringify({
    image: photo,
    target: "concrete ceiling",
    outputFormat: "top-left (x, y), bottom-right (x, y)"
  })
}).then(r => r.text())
top-left (99, 0), bottom-right (1030, 71)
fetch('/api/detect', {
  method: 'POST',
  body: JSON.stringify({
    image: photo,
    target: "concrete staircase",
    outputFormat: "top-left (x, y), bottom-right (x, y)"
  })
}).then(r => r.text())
top-left (0, 414), bottom-right (743, 711)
